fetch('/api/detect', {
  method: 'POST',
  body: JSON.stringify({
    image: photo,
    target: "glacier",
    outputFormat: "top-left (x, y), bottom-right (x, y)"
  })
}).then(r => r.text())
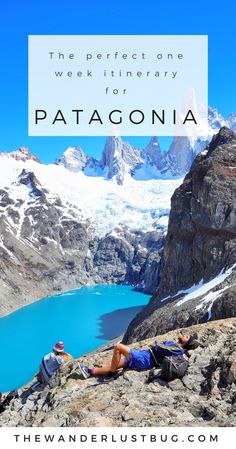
top-left (0, 156), bottom-right (182, 238)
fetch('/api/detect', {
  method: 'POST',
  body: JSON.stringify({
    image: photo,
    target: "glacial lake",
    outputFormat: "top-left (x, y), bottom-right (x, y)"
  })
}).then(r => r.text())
top-left (0, 285), bottom-right (150, 392)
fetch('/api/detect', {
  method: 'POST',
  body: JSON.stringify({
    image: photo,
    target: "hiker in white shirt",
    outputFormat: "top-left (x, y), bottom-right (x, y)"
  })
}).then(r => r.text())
top-left (38, 341), bottom-right (72, 384)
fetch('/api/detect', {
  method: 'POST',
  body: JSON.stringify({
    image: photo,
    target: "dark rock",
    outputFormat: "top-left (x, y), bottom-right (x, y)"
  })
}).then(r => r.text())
top-left (124, 128), bottom-right (236, 343)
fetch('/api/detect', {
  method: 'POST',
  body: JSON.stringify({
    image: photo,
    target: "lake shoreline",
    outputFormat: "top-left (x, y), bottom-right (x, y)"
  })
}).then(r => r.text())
top-left (0, 280), bottom-right (148, 320)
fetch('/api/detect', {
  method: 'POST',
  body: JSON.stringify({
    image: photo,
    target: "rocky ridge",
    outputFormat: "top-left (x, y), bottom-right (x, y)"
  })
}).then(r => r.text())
top-left (0, 318), bottom-right (235, 427)
top-left (0, 146), bottom-right (40, 163)
top-left (124, 127), bottom-right (236, 343)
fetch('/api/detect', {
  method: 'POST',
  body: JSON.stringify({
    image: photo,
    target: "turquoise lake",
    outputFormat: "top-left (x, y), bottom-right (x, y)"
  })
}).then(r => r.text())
top-left (0, 285), bottom-right (150, 392)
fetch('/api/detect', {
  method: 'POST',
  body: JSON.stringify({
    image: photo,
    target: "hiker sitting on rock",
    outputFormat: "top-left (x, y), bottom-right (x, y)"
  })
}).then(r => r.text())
top-left (78, 335), bottom-right (199, 380)
top-left (37, 341), bottom-right (72, 384)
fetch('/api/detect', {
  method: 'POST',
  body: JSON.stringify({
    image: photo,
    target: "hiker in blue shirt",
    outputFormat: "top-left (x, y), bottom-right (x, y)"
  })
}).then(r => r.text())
top-left (78, 334), bottom-right (199, 379)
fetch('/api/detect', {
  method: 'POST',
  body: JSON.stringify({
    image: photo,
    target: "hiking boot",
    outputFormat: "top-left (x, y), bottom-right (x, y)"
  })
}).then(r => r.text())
top-left (31, 381), bottom-right (41, 391)
top-left (78, 362), bottom-right (91, 379)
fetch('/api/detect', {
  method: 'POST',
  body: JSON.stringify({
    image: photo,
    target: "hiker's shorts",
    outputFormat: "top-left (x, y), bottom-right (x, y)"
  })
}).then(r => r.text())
top-left (125, 349), bottom-right (153, 370)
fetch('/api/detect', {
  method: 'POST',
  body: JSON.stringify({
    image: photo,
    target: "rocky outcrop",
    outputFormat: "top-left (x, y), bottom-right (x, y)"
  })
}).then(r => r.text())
top-left (0, 147), bottom-right (40, 163)
top-left (0, 318), bottom-right (235, 427)
top-left (124, 127), bottom-right (236, 343)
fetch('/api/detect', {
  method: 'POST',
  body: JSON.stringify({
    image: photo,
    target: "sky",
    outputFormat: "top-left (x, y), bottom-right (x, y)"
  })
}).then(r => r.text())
top-left (0, 0), bottom-right (235, 163)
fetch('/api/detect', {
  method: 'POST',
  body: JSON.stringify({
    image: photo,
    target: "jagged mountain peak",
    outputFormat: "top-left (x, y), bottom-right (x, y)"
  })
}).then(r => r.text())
top-left (207, 126), bottom-right (236, 156)
top-left (166, 136), bottom-right (194, 176)
top-left (100, 136), bottom-right (141, 184)
top-left (208, 105), bottom-right (227, 129)
top-left (0, 147), bottom-right (40, 163)
top-left (55, 145), bottom-right (88, 172)
top-left (18, 169), bottom-right (47, 199)
top-left (3, 106), bottom-right (235, 185)
top-left (52, 106), bottom-right (236, 183)
top-left (101, 136), bottom-right (122, 160)
top-left (227, 112), bottom-right (236, 131)
top-left (144, 136), bottom-right (160, 149)
top-left (141, 136), bottom-right (162, 164)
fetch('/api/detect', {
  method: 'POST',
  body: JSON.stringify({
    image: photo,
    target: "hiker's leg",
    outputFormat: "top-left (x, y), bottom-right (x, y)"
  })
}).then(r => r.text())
top-left (93, 359), bottom-right (126, 376)
top-left (93, 343), bottom-right (131, 376)
top-left (36, 372), bottom-right (42, 383)
top-left (110, 343), bottom-right (131, 371)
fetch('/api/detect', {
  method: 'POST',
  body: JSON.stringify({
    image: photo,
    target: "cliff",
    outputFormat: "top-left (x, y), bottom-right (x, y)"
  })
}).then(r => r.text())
top-left (124, 127), bottom-right (236, 343)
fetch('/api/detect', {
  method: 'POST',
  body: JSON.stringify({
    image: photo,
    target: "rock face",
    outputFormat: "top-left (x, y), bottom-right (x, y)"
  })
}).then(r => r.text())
top-left (124, 127), bottom-right (236, 343)
top-left (0, 318), bottom-right (235, 427)
top-left (159, 127), bottom-right (236, 296)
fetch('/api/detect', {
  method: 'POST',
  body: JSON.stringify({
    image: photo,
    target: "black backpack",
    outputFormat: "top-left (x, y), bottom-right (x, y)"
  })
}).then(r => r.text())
top-left (160, 355), bottom-right (188, 381)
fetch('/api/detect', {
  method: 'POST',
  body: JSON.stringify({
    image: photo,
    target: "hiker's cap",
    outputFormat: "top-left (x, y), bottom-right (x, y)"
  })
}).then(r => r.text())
top-left (183, 335), bottom-right (200, 351)
top-left (53, 341), bottom-right (64, 352)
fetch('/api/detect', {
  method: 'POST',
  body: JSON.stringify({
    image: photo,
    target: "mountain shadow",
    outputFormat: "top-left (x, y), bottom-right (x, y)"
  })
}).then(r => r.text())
top-left (96, 305), bottom-right (145, 340)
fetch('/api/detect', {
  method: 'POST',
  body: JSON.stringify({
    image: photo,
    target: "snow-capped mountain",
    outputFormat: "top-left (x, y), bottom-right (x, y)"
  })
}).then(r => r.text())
top-left (228, 112), bottom-right (236, 131)
top-left (55, 145), bottom-right (87, 172)
top-left (0, 156), bottom-right (179, 238)
top-left (1, 127), bottom-right (235, 332)
top-left (0, 153), bottom-right (181, 315)
top-left (208, 105), bottom-right (227, 130)
top-left (100, 136), bottom-right (141, 184)
top-left (0, 146), bottom-right (40, 163)
top-left (54, 106), bottom-right (236, 183)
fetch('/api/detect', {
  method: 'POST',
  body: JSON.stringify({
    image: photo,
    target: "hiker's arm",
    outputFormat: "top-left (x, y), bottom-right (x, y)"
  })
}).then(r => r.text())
top-left (63, 352), bottom-right (73, 361)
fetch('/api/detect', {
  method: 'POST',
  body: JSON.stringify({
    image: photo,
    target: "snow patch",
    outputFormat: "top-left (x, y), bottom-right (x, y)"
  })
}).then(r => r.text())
top-left (195, 284), bottom-right (232, 320)
top-left (161, 263), bottom-right (236, 305)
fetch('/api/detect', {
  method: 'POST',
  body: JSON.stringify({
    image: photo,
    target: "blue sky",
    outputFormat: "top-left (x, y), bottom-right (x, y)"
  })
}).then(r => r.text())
top-left (0, 0), bottom-right (235, 163)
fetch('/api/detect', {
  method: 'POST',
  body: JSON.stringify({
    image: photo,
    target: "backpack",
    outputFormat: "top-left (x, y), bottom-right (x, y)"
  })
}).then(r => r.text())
top-left (149, 341), bottom-right (185, 367)
top-left (160, 355), bottom-right (188, 381)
